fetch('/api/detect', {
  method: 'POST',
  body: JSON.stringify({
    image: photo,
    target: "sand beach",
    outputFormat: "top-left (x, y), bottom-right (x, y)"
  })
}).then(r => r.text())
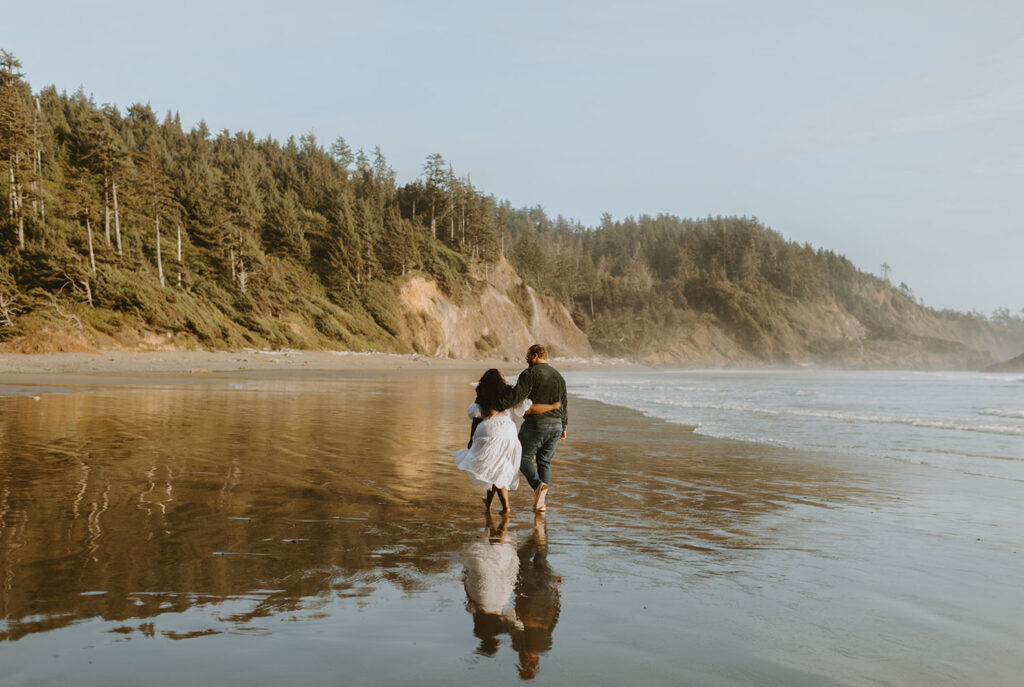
top-left (0, 352), bottom-right (1021, 686)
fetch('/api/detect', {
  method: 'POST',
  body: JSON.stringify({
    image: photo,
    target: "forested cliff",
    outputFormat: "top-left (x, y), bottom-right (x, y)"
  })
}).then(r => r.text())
top-left (1, 51), bottom-right (1021, 367)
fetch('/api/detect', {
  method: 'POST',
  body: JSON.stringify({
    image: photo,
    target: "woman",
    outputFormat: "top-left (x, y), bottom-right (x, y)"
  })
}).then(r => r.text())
top-left (453, 369), bottom-right (560, 514)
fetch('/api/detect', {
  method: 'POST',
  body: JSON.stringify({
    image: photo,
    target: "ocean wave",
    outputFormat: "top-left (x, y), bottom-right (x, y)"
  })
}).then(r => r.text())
top-left (864, 453), bottom-right (1024, 482)
top-left (689, 426), bottom-right (791, 447)
top-left (572, 380), bottom-right (726, 393)
top-left (979, 408), bottom-right (1024, 419)
top-left (577, 391), bottom-right (1024, 437)
top-left (570, 371), bottom-right (1022, 479)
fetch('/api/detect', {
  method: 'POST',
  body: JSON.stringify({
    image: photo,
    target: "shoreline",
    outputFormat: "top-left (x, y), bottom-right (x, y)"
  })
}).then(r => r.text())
top-left (0, 349), bottom-right (638, 378)
top-left (2, 349), bottom-right (1017, 379)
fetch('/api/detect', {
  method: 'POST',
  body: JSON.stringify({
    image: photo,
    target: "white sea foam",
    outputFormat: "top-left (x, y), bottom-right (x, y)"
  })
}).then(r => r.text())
top-left (980, 408), bottom-right (1024, 419)
top-left (585, 393), bottom-right (1024, 438)
top-left (566, 369), bottom-right (1024, 480)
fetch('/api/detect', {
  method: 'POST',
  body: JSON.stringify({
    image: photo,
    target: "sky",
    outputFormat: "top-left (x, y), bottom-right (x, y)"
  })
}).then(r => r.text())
top-left (5, 0), bottom-right (1022, 314)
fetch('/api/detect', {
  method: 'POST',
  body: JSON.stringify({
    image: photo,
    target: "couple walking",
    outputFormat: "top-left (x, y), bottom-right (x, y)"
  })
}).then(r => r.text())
top-left (453, 344), bottom-right (568, 514)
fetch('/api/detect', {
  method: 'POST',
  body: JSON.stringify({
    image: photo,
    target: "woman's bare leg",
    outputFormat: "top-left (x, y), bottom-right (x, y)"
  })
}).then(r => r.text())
top-left (497, 487), bottom-right (510, 514)
top-left (483, 486), bottom-right (496, 511)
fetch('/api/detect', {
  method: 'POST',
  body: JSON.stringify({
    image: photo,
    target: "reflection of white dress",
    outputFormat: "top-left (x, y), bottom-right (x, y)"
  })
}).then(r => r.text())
top-left (453, 400), bottom-right (532, 490)
top-left (462, 536), bottom-right (519, 614)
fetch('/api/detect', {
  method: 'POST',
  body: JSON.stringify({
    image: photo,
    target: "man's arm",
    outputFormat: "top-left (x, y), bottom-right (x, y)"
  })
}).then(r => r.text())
top-left (496, 368), bottom-right (533, 411)
top-left (560, 380), bottom-right (568, 439)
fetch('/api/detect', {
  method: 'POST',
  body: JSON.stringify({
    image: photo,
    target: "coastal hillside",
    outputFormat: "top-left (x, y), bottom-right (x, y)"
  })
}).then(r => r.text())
top-left (501, 213), bottom-right (1024, 367)
top-left (0, 51), bottom-right (1020, 366)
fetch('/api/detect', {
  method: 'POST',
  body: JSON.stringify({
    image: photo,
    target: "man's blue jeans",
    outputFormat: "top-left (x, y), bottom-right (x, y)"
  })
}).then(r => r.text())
top-left (519, 423), bottom-right (563, 490)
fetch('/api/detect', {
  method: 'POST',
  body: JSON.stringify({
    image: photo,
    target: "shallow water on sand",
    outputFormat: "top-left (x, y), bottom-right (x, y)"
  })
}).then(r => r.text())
top-left (0, 371), bottom-right (1021, 686)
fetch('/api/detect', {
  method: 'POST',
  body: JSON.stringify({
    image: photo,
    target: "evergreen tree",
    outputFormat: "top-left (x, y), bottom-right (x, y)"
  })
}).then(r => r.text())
top-left (0, 51), bottom-right (33, 249)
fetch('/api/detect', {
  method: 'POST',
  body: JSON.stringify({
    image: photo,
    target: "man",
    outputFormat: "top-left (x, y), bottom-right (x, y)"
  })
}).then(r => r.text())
top-left (498, 344), bottom-right (567, 511)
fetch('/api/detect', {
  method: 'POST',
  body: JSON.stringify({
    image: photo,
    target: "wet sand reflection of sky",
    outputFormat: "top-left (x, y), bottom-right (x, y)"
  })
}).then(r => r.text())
top-left (0, 375), bottom-right (876, 685)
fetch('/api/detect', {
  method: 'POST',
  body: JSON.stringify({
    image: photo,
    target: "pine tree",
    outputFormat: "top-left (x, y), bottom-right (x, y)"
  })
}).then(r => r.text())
top-left (422, 153), bottom-right (446, 239)
top-left (0, 51), bottom-right (34, 249)
top-left (136, 143), bottom-right (175, 287)
top-left (330, 136), bottom-right (353, 172)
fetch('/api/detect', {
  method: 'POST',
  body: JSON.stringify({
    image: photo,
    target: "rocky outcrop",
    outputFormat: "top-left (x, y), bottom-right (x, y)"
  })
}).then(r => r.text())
top-left (396, 258), bottom-right (592, 360)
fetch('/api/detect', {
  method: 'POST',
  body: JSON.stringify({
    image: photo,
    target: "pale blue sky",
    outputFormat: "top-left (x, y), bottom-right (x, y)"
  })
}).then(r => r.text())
top-left (6, 0), bottom-right (1022, 313)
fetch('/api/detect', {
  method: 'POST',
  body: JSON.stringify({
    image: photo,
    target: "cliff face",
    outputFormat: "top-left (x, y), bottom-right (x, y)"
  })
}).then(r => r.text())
top-left (637, 284), bottom-right (1024, 369)
top-left (396, 258), bottom-right (592, 360)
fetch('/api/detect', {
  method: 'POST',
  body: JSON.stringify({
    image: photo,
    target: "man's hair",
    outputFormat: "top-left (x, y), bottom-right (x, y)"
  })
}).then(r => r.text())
top-left (527, 344), bottom-right (547, 360)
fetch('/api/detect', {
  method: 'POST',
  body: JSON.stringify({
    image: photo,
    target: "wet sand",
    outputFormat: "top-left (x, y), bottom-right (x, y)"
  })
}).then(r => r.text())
top-left (0, 359), bottom-right (1021, 685)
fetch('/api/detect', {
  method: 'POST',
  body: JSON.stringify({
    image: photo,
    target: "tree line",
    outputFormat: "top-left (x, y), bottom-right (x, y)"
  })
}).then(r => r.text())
top-left (0, 50), bottom-right (502, 349)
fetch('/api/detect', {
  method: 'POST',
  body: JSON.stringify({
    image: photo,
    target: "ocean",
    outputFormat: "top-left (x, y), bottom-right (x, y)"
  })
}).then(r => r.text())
top-left (565, 368), bottom-right (1024, 481)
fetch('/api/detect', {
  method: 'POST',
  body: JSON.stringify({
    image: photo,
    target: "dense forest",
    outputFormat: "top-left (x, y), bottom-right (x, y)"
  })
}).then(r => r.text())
top-left (0, 50), bottom-right (507, 351)
top-left (1, 50), bottom-right (1020, 363)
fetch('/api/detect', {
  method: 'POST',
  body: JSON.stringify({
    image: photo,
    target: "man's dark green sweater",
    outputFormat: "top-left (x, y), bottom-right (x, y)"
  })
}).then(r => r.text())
top-left (498, 362), bottom-right (568, 428)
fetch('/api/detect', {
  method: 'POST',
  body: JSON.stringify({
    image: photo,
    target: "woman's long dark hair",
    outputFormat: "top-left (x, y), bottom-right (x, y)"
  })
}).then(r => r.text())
top-left (475, 368), bottom-right (511, 417)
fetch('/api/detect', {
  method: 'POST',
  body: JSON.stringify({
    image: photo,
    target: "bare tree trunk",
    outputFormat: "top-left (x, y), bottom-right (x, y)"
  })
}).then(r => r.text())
top-left (82, 279), bottom-right (93, 307)
top-left (85, 214), bottom-right (96, 273)
top-left (103, 172), bottom-right (111, 247)
top-left (31, 98), bottom-right (40, 221)
top-left (237, 256), bottom-right (247, 293)
top-left (51, 293), bottom-right (83, 328)
top-left (448, 165), bottom-right (455, 243)
top-left (30, 169), bottom-right (38, 220)
top-left (112, 182), bottom-right (122, 255)
top-left (36, 149), bottom-right (44, 225)
top-left (176, 223), bottom-right (182, 286)
top-left (0, 293), bottom-right (19, 327)
top-left (230, 247), bottom-right (236, 282)
top-left (155, 214), bottom-right (165, 287)
top-left (7, 164), bottom-right (14, 221)
top-left (11, 156), bottom-right (24, 249)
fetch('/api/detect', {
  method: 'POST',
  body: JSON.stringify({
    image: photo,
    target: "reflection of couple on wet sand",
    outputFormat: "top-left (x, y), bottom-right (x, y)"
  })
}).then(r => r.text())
top-left (453, 344), bottom-right (568, 514)
top-left (462, 513), bottom-right (561, 680)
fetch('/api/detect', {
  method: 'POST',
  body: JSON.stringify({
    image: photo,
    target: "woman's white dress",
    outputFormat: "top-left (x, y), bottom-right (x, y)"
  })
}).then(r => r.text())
top-left (452, 399), bottom-right (532, 490)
